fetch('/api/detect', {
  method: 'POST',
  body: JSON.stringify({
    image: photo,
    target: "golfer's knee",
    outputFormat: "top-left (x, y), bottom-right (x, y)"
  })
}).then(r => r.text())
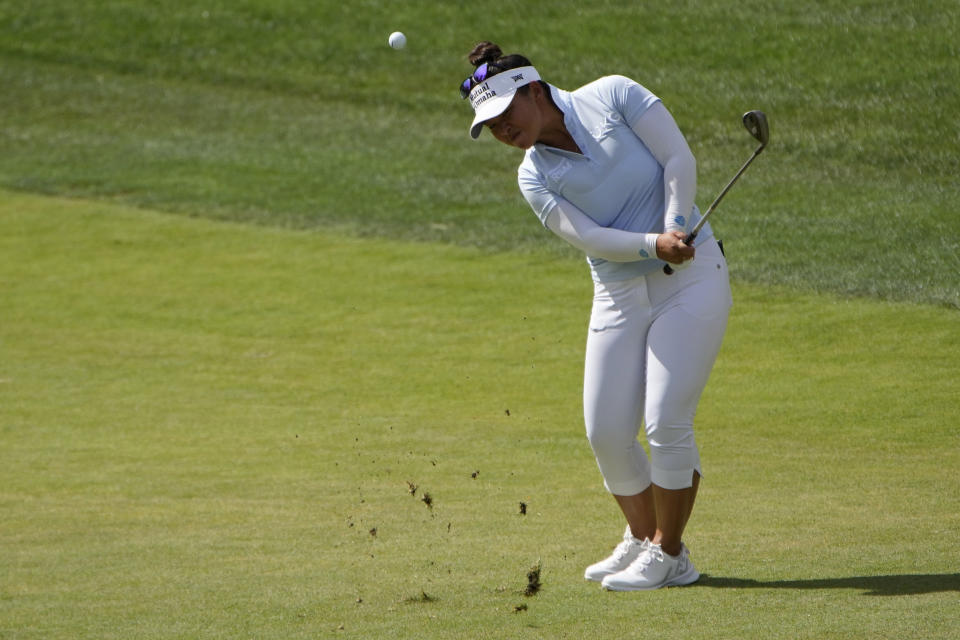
top-left (585, 421), bottom-right (635, 459)
top-left (647, 422), bottom-right (700, 490)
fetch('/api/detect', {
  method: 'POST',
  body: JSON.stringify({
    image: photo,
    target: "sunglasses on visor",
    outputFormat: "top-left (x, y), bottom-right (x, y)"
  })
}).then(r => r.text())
top-left (459, 62), bottom-right (502, 99)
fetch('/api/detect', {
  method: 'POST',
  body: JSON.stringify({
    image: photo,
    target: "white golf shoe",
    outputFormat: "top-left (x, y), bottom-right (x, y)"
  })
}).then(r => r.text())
top-left (584, 527), bottom-right (650, 582)
top-left (601, 541), bottom-right (699, 591)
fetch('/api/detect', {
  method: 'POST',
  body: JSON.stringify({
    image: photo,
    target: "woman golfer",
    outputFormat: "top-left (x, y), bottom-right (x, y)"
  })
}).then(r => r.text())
top-left (460, 42), bottom-right (731, 591)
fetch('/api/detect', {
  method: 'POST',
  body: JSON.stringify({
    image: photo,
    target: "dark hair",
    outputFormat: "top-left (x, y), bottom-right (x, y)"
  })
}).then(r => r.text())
top-left (466, 41), bottom-right (547, 97)
top-left (467, 41), bottom-right (533, 71)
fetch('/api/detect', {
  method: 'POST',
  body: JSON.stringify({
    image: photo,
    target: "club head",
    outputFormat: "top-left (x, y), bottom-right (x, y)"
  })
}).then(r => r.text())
top-left (742, 110), bottom-right (769, 148)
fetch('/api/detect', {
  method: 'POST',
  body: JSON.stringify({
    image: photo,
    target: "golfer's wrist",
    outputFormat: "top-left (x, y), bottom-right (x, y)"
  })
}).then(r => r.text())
top-left (638, 233), bottom-right (659, 259)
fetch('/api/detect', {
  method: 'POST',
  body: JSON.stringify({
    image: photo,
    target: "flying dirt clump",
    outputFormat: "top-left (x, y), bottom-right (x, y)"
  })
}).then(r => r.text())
top-left (524, 560), bottom-right (542, 596)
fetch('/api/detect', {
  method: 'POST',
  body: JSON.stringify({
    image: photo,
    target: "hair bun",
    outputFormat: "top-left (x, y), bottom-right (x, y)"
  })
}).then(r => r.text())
top-left (468, 41), bottom-right (502, 67)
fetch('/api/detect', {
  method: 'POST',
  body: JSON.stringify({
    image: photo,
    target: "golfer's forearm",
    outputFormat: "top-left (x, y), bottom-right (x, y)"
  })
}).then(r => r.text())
top-left (629, 102), bottom-right (697, 233)
top-left (661, 153), bottom-right (696, 232)
top-left (545, 201), bottom-right (659, 262)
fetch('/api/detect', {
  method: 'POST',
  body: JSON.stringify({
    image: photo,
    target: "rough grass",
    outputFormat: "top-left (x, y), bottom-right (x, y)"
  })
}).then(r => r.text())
top-left (0, 0), bottom-right (957, 307)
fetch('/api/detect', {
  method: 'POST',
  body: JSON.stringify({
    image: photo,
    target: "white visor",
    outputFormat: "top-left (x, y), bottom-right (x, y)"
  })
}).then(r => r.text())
top-left (467, 66), bottom-right (541, 139)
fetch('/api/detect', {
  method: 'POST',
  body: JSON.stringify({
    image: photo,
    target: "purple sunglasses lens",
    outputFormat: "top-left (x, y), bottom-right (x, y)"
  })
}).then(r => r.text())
top-left (473, 63), bottom-right (490, 83)
top-left (459, 63), bottom-right (491, 98)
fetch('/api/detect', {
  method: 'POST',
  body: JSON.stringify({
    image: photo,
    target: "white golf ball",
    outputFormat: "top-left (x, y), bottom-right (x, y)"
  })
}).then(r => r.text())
top-left (388, 31), bottom-right (406, 50)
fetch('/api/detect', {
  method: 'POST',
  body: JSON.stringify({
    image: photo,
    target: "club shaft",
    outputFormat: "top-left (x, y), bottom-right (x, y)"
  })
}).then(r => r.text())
top-left (662, 142), bottom-right (765, 275)
top-left (689, 144), bottom-right (764, 238)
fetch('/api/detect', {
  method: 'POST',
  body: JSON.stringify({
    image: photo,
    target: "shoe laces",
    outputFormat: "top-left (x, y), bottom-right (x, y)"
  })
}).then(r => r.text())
top-left (648, 544), bottom-right (664, 563)
top-left (612, 539), bottom-right (634, 561)
top-left (634, 543), bottom-right (664, 570)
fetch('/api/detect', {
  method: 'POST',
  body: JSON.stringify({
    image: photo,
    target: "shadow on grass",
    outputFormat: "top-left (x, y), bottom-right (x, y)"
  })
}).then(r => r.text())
top-left (697, 573), bottom-right (960, 596)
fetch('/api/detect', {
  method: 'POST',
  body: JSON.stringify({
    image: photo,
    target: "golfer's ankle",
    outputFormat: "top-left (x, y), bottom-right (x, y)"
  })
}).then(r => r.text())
top-left (657, 540), bottom-right (683, 556)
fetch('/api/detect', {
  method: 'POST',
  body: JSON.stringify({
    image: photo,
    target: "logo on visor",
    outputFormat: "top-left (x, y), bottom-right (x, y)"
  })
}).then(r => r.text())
top-left (512, 73), bottom-right (524, 82)
top-left (470, 83), bottom-right (496, 107)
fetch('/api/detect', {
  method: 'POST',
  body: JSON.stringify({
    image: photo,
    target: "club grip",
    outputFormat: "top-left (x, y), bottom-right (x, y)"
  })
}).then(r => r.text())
top-left (662, 231), bottom-right (697, 275)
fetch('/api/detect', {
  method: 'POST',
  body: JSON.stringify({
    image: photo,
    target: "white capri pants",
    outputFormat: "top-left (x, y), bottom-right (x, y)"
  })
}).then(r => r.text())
top-left (583, 238), bottom-right (732, 494)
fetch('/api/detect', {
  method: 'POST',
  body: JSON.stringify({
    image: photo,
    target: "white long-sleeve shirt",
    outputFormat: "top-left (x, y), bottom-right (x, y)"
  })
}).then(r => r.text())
top-left (518, 75), bottom-right (710, 282)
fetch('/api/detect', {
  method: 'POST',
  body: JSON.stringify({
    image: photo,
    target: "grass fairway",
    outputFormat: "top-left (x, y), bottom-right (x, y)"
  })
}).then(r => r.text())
top-left (2, 190), bottom-right (958, 638)
top-left (2, 1), bottom-right (959, 636)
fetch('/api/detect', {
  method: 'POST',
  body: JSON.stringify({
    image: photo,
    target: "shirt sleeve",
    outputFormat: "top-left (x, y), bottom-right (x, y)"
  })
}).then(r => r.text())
top-left (629, 102), bottom-right (697, 234)
top-left (520, 163), bottom-right (659, 263)
top-left (602, 75), bottom-right (661, 124)
top-left (518, 163), bottom-right (559, 227)
top-left (602, 76), bottom-right (697, 234)
top-left (544, 196), bottom-right (660, 262)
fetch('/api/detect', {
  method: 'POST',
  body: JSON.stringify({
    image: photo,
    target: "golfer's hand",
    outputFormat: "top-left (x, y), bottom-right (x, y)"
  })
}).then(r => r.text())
top-left (657, 231), bottom-right (696, 265)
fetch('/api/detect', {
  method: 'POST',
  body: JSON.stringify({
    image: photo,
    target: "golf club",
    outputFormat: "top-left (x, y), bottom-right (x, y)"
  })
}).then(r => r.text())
top-left (663, 110), bottom-right (769, 275)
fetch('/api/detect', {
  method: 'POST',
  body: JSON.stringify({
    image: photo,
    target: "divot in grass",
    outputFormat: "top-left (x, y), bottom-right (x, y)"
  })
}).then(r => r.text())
top-left (401, 591), bottom-right (436, 605)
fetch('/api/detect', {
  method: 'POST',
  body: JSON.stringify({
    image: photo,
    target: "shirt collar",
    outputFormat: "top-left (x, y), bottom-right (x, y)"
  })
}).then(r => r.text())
top-left (533, 84), bottom-right (588, 156)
